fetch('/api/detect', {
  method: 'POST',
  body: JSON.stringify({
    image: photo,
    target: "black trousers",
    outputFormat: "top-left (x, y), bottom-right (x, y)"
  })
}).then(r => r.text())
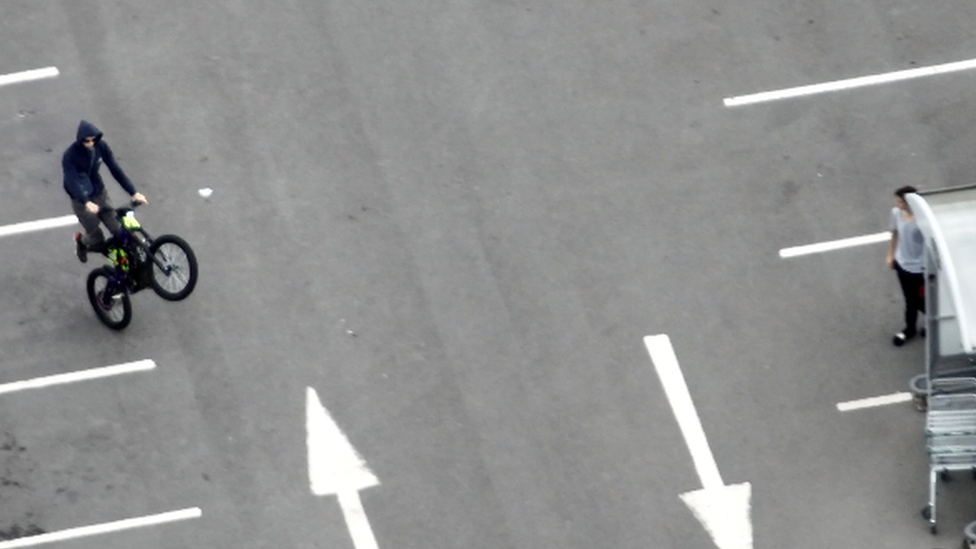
top-left (895, 261), bottom-right (925, 335)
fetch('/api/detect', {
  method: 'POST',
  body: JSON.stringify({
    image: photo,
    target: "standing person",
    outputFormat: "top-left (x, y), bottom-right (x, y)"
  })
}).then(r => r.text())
top-left (62, 120), bottom-right (147, 263)
top-left (886, 185), bottom-right (926, 346)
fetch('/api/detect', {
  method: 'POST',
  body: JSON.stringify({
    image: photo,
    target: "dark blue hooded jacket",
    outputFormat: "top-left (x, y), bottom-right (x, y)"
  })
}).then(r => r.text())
top-left (62, 120), bottom-right (137, 203)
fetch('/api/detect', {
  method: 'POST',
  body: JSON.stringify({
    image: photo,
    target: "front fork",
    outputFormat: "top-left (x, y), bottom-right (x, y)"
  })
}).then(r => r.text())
top-left (133, 230), bottom-right (174, 274)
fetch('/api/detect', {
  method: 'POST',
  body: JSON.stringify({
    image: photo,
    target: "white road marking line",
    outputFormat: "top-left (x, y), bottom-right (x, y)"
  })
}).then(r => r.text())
top-left (724, 57), bottom-right (976, 107)
top-left (644, 335), bottom-right (725, 489)
top-left (837, 392), bottom-right (912, 412)
top-left (338, 491), bottom-right (380, 549)
top-left (779, 231), bottom-right (890, 258)
top-left (0, 507), bottom-right (201, 548)
top-left (0, 359), bottom-right (156, 396)
top-left (0, 67), bottom-right (59, 88)
top-left (0, 215), bottom-right (78, 238)
top-left (307, 387), bottom-right (381, 549)
top-left (644, 335), bottom-right (753, 549)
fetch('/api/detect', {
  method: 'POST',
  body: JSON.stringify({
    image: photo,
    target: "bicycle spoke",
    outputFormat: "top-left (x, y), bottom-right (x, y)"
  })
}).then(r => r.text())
top-left (153, 243), bottom-right (191, 294)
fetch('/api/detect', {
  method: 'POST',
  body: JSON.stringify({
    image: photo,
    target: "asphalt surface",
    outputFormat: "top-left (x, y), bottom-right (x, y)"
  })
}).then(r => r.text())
top-left (2, 0), bottom-right (976, 547)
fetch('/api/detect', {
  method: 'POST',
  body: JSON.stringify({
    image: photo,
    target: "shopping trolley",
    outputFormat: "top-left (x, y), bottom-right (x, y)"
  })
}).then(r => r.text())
top-left (906, 185), bottom-right (976, 535)
top-left (923, 378), bottom-right (976, 534)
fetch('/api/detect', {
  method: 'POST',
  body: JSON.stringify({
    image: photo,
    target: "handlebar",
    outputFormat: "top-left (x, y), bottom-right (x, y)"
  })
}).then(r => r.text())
top-left (114, 200), bottom-right (145, 217)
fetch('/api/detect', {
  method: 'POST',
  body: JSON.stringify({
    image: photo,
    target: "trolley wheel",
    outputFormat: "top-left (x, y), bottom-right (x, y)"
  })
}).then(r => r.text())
top-left (920, 505), bottom-right (937, 535)
top-left (913, 396), bottom-right (927, 413)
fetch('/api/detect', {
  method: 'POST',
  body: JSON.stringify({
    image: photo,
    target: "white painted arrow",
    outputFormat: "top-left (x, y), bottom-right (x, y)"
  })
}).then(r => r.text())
top-left (306, 387), bottom-right (381, 549)
top-left (643, 335), bottom-right (752, 549)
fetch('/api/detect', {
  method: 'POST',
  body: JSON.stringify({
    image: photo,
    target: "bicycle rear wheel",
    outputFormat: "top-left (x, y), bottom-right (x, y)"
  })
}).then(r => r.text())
top-left (86, 267), bottom-right (132, 330)
top-left (149, 234), bottom-right (198, 301)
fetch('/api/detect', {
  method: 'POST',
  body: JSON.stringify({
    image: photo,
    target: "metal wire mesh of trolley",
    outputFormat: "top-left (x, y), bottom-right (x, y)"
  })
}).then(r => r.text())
top-left (906, 185), bottom-right (976, 535)
top-left (923, 378), bottom-right (976, 535)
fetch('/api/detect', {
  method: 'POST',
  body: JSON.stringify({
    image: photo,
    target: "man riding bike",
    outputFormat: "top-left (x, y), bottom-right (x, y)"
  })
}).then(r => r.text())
top-left (62, 120), bottom-right (147, 263)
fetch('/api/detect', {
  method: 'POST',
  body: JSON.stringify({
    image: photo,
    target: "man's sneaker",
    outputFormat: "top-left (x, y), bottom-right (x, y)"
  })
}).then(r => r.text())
top-left (74, 232), bottom-right (87, 263)
top-left (893, 331), bottom-right (915, 347)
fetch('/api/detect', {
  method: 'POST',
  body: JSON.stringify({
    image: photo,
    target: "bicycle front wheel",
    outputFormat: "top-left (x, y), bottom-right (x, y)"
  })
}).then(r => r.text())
top-left (86, 267), bottom-right (132, 330)
top-left (149, 234), bottom-right (198, 301)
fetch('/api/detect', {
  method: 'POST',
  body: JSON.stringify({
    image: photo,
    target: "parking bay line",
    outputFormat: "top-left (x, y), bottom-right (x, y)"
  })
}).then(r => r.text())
top-left (0, 363), bottom-right (200, 548)
top-left (837, 392), bottom-right (912, 412)
top-left (0, 67), bottom-right (59, 88)
top-left (0, 215), bottom-right (78, 238)
top-left (0, 359), bottom-right (156, 396)
top-left (724, 57), bottom-right (976, 107)
top-left (779, 231), bottom-right (890, 258)
top-left (782, 233), bottom-right (913, 413)
top-left (0, 507), bottom-right (201, 548)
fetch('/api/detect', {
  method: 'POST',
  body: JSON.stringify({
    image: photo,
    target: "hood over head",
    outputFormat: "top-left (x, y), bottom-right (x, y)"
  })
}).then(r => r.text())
top-left (76, 120), bottom-right (103, 144)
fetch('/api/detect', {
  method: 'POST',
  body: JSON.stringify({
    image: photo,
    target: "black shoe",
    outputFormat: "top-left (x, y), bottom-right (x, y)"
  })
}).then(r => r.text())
top-left (74, 232), bottom-right (87, 263)
top-left (893, 331), bottom-right (915, 347)
top-left (920, 327), bottom-right (927, 338)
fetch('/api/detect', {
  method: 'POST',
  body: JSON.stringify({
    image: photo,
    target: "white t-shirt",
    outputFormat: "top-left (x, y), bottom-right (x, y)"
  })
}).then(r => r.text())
top-left (890, 207), bottom-right (924, 274)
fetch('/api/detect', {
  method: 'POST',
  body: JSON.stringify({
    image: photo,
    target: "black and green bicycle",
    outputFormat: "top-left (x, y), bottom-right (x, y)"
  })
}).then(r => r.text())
top-left (86, 203), bottom-right (198, 330)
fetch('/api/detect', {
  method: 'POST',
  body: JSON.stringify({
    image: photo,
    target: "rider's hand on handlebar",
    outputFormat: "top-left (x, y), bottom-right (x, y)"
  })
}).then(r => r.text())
top-left (85, 201), bottom-right (99, 214)
top-left (131, 192), bottom-right (148, 205)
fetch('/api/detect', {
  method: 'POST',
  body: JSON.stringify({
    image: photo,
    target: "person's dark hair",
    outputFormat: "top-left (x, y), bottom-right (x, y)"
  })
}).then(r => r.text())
top-left (895, 185), bottom-right (918, 198)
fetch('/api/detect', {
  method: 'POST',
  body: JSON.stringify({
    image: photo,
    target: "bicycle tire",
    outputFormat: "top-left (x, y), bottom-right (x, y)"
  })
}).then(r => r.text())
top-left (149, 234), bottom-right (198, 301)
top-left (86, 267), bottom-right (132, 330)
